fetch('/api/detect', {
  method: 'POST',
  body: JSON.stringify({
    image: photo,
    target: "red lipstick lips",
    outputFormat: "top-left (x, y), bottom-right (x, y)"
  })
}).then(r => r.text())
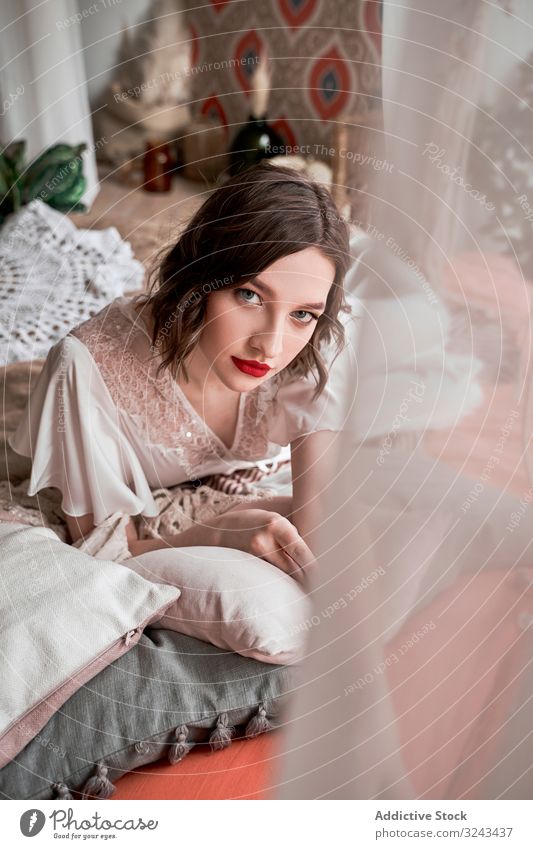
top-left (231, 357), bottom-right (272, 377)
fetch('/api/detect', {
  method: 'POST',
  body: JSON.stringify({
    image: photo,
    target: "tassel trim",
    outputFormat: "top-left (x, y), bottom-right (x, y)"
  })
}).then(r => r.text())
top-left (51, 781), bottom-right (73, 799)
top-left (168, 724), bottom-right (194, 764)
top-left (209, 712), bottom-right (236, 751)
top-left (81, 762), bottom-right (116, 799)
top-left (245, 703), bottom-right (273, 738)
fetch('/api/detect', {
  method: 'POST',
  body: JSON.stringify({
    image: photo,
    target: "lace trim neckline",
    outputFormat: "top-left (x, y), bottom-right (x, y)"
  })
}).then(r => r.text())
top-left (173, 381), bottom-right (246, 454)
top-left (113, 295), bottom-right (248, 455)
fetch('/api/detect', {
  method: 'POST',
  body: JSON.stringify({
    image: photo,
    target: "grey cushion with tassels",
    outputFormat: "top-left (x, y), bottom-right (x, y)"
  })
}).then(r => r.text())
top-left (0, 628), bottom-right (294, 800)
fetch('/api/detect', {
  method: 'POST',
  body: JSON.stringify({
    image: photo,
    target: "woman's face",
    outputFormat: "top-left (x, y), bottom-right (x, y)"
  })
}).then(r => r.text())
top-left (192, 247), bottom-right (336, 393)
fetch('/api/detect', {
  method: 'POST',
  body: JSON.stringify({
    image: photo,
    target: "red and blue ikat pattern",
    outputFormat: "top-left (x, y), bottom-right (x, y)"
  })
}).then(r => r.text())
top-left (184, 0), bottom-right (382, 148)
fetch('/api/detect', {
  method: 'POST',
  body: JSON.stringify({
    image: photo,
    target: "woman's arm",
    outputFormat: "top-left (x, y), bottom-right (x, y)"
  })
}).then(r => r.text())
top-left (64, 507), bottom-right (312, 572)
top-left (64, 512), bottom-right (97, 545)
top-left (290, 430), bottom-right (342, 557)
top-left (64, 512), bottom-right (215, 557)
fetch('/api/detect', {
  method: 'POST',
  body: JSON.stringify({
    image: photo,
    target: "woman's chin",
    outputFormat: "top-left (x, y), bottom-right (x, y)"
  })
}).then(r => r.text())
top-left (229, 375), bottom-right (267, 392)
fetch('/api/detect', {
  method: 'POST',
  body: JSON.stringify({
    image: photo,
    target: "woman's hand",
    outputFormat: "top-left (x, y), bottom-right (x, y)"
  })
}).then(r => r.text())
top-left (209, 507), bottom-right (316, 581)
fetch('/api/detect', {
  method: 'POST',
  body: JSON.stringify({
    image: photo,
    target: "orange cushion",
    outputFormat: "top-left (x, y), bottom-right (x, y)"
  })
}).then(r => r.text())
top-left (111, 733), bottom-right (282, 800)
top-left (113, 564), bottom-right (531, 800)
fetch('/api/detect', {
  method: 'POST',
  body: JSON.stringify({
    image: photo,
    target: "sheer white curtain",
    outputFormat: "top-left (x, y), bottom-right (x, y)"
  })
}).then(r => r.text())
top-left (276, 0), bottom-right (533, 799)
top-left (0, 0), bottom-right (98, 205)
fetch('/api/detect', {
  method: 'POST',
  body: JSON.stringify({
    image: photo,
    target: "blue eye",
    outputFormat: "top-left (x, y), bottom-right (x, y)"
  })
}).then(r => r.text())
top-left (291, 310), bottom-right (319, 325)
top-left (237, 288), bottom-right (262, 305)
top-left (236, 288), bottom-right (320, 325)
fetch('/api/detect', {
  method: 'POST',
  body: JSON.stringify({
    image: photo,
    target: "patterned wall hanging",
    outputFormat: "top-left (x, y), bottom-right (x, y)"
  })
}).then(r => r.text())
top-left (183, 0), bottom-right (382, 152)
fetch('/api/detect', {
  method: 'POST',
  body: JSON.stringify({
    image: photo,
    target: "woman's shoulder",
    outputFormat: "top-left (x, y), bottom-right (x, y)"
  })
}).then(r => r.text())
top-left (68, 296), bottom-right (152, 377)
top-left (37, 296), bottom-right (152, 412)
top-left (265, 334), bottom-right (358, 444)
top-left (66, 295), bottom-right (164, 416)
top-left (42, 332), bottom-right (94, 374)
top-left (69, 295), bottom-right (143, 350)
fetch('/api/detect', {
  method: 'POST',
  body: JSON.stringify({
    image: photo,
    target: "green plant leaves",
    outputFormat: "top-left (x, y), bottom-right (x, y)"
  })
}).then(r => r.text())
top-left (0, 140), bottom-right (87, 225)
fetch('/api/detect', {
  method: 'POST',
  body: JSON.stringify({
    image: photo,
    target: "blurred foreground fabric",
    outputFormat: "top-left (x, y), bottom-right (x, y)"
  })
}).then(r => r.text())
top-left (276, 0), bottom-right (533, 799)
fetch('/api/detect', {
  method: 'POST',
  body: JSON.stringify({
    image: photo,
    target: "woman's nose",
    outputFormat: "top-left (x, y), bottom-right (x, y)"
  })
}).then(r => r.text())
top-left (249, 318), bottom-right (285, 360)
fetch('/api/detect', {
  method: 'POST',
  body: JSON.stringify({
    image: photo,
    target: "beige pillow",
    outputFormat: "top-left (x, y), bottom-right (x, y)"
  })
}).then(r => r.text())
top-left (0, 522), bottom-right (179, 767)
top-left (123, 546), bottom-right (311, 665)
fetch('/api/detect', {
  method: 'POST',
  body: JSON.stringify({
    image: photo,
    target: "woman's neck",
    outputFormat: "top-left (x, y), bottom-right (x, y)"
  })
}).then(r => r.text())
top-left (179, 344), bottom-right (232, 400)
top-left (134, 299), bottom-right (236, 400)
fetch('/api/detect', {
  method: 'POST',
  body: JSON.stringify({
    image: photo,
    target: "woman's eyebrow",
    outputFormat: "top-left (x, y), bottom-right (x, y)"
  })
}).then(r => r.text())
top-left (252, 277), bottom-right (326, 311)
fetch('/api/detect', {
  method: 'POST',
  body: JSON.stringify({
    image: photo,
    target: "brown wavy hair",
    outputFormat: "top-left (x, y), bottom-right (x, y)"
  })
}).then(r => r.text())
top-left (137, 162), bottom-right (351, 399)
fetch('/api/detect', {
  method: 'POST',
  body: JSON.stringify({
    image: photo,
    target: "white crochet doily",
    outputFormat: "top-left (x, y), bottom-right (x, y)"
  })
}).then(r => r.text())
top-left (0, 200), bottom-right (145, 364)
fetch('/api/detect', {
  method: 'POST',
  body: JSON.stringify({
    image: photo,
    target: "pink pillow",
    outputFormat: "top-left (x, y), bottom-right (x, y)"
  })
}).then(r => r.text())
top-left (0, 522), bottom-right (179, 767)
top-left (123, 545), bottom-right (311, 665)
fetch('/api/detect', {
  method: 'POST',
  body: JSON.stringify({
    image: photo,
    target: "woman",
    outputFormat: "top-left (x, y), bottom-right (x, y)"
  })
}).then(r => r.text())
top-left (9, 163), bottom-right (353, 580)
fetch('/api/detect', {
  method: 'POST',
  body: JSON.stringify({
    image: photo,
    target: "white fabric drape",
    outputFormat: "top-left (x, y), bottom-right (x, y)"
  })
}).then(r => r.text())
top-left (276, 0), bottom-right (533, 799)
top-left (0, 0), bottom-right (98, 206)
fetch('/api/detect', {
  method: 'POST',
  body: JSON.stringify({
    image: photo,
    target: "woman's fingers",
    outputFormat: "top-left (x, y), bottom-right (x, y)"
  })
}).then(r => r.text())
top-left (268, 549), bottom-right (303, 578)
top-left (271, 517), bottom-right (316, 569)
top-left (249, 532), bottom-right (299, 575)
top-left (253, 515), bottom-right (316, 579)
top-left (214, 507), bottom-right (316, 581)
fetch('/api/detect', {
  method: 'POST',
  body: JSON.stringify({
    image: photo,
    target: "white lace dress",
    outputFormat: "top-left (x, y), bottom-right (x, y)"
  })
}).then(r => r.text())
top-left (8, 295), bottom-right (349, 527)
